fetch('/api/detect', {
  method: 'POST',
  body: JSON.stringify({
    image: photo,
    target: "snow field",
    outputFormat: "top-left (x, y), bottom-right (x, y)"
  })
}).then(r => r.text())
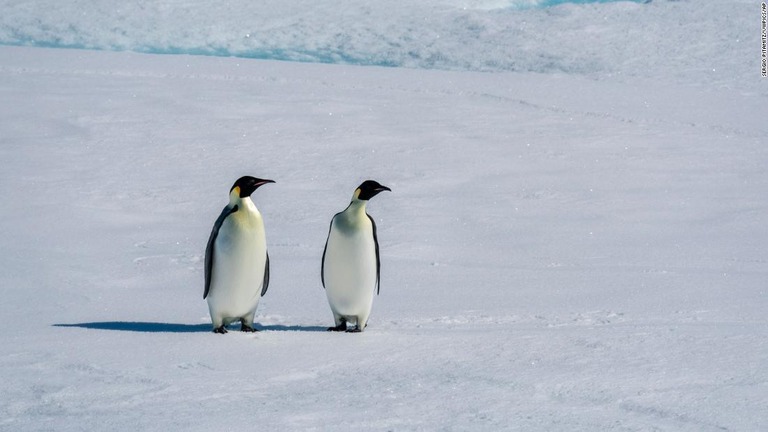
top-left (0, 0), bottom-right (767, 427)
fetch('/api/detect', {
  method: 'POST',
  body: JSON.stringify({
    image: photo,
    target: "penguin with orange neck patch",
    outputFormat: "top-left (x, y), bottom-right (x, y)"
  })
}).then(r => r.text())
top-left (204, 176), bottom-right (274, 334)
top-left (322, 180), bottom-right (391, 332)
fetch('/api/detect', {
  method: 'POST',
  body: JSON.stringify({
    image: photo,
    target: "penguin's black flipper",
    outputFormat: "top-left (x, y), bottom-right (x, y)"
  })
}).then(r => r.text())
top-left (367, 214), bottom-right (381, 295)
top-left (261, 252), bottom-right (270, 297)
top-left (204, 204), bottom-right (238, 299)
top-left (320, 217), bottom-right (336, 289)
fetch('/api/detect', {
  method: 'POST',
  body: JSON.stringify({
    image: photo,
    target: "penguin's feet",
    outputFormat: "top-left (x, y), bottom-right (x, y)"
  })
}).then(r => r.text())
top-left (345, 326), bottom-right (362, 333)
top-left (240, 324), bottom-right (259, 332)
top-left (327, 322), bottom-right (347, 332)
top-left (213, 326), bottom-right (228, 334)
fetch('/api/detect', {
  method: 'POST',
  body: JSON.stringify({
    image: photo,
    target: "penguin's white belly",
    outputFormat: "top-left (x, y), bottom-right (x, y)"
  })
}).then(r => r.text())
top-left (208, 220), bottom-right (266, 320)
top-left (324, 227), bottom-right (376, 317)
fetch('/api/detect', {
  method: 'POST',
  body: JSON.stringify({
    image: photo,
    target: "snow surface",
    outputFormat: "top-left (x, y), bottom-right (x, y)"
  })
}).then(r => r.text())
top-left (1, 0), bottom-right (767, 430)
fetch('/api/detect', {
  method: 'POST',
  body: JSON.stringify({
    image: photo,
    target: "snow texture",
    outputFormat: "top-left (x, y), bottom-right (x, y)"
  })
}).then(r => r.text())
top-left (0, 0), bottom-right (767, 430)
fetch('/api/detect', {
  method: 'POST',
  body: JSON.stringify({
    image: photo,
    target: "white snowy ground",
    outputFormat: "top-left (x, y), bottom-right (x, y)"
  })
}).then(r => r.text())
top-left (1, 0), bottom-right (767, 431)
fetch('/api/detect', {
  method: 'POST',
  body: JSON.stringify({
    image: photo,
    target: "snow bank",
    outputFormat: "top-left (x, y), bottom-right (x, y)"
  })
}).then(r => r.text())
top-left (0, 0), bottom-right (757, 86)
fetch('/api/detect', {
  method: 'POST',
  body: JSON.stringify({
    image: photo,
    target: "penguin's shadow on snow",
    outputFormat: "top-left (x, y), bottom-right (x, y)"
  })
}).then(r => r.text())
top-left (53, 322), bottom-right (327, 333)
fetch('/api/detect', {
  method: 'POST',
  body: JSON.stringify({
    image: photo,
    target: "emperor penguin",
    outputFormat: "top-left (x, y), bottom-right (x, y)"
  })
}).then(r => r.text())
top-left (322, 180), bottom-right (391, 332)
top-left (204, 176), bottom-right (274, 334)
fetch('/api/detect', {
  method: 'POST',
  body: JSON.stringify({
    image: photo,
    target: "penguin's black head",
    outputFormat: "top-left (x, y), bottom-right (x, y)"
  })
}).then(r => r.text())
top-left (230, 176), bottom-right (275, 198)
top-left (355, 180), bottom-right (391, 201)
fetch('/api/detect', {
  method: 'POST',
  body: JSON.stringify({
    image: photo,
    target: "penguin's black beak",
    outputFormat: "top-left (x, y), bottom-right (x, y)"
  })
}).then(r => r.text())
top-left (256, 179), bottom-right (276, 187)
top-left (365, 185), bottom-right (390, 200)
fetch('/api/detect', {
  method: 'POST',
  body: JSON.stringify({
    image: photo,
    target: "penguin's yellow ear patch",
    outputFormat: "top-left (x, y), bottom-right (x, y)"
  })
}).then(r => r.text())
top-left (232, 186), bottom-right (241, 197)
top-left (353, 188), bottom-right (362, 199)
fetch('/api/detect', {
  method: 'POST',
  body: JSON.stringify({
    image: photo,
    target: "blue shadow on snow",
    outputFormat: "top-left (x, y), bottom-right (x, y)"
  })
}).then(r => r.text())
top-left (53, 322), bottom-right (326, 333)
